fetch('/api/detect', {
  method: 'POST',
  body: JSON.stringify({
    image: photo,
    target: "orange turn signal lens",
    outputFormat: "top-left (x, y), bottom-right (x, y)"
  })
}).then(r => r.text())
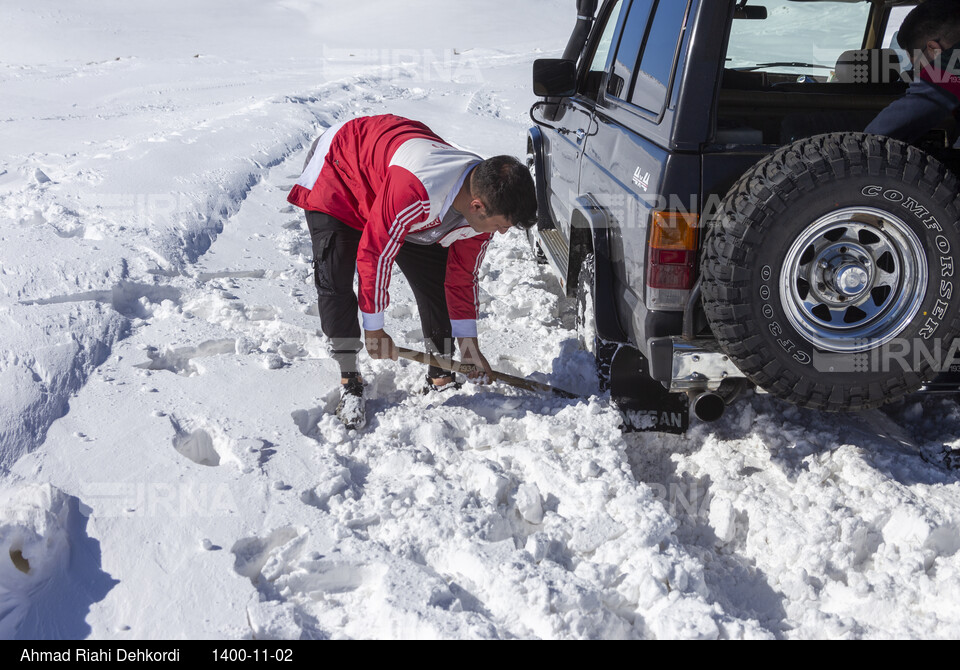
top-left (649, 211), bottom-right (699, 251)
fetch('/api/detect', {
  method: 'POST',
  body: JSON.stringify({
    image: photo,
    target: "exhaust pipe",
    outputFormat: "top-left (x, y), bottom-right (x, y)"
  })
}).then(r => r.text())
top-left (688, 390), bottom-right (725, 423)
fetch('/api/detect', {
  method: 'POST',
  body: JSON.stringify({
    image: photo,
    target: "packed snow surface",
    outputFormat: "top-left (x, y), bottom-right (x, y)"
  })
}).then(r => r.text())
top-left (2, 0), bottom-right (960, 640)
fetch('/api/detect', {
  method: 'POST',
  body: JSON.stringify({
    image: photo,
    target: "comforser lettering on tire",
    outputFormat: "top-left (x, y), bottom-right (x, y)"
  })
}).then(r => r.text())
top-left (861, 185), bottom-right (956, 341)
top-left (861, 185), bottom-right (943, 231)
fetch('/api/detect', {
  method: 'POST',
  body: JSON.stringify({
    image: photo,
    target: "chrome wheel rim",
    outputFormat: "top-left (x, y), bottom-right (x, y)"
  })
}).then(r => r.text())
top-left (780, 207), bottom-right (927, 353)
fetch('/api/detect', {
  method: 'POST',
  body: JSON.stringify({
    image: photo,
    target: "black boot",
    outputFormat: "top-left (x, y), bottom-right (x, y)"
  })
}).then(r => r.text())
top-left (337, 376), bottom-right (366, 429)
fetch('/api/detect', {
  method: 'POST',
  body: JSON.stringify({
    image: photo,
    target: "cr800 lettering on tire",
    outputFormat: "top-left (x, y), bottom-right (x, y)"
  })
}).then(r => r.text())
top-left (701, 133), bottom-right (960, 411)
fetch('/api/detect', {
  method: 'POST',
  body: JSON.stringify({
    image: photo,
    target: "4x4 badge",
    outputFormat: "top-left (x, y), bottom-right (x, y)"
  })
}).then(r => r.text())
top-left (633, 167), bottom-right (650, 192)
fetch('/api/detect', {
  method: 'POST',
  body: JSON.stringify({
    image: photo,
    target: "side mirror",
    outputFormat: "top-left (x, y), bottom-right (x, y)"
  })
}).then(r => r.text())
top-left (533, 59), bottom-right (578, 97)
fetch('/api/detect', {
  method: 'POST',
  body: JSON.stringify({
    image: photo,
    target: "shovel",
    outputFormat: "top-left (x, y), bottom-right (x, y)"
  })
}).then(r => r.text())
top-left (396, 346), bottom-right (580, 399)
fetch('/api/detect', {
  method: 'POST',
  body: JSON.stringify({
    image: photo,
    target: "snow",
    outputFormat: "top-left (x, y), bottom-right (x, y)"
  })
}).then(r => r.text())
top-left (1, 0), bottom-right (960, 640)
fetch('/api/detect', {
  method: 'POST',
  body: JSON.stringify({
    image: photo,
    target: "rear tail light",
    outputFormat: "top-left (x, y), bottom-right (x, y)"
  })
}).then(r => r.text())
top-left (647, 211), bottom-right (698, 290)
top-left (646, 211), bottom-right (699, 310)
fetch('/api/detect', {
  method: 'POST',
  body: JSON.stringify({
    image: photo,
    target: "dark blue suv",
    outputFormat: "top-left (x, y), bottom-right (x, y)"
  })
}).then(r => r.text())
top-left (529, 0), bottom-right (960, 432)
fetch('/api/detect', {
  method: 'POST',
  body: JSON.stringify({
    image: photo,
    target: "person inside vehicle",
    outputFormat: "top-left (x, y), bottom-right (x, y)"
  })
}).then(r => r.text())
top-left (866, 0), bottom-right (960, 142)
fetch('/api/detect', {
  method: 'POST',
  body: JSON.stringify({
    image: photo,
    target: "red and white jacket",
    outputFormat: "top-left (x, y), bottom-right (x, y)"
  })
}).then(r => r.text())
top-left (288, 114), bottom-right (491, 337)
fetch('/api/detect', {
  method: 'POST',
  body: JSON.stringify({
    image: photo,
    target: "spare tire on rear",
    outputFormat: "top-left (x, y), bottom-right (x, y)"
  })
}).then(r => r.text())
top-left (701, 132), bottom-right (960, 411)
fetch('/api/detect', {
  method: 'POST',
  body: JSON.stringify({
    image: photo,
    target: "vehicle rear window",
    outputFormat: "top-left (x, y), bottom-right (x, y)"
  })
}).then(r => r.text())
top-left (725, 0), bottom-right (871, 79)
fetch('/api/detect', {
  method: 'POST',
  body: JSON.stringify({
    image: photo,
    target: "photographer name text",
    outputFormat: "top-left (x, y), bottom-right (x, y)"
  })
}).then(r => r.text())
top-left (21, 648), bottom-right (180, 663)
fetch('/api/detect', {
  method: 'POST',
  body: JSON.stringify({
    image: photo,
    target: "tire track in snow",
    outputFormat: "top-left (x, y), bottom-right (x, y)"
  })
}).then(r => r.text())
top-left (0, 68), bottom-right (436, 472)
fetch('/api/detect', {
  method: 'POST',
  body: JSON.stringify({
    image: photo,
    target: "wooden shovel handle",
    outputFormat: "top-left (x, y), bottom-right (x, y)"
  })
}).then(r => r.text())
top-left (396, 347), bottom-right (579, 398)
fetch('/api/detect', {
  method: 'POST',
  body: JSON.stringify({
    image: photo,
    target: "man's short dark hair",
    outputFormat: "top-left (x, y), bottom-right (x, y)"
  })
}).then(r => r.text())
top-left (470, 155), bottom-right (538, 229)
top-left (898, 0), bottom-right (960, 53)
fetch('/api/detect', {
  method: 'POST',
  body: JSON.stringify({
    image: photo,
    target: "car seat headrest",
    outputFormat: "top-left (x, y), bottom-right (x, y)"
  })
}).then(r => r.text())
top-left (834, 49), bottom-right (903, 84)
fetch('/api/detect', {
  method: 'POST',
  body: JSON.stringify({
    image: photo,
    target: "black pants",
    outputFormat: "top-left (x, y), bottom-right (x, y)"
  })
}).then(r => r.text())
top-left (306, 210), bottom-right (453, 379)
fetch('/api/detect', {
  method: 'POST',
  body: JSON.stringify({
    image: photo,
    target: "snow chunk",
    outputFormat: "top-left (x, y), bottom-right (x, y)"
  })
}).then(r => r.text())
top-left (882, 509), bottom-right (932, 550)
top-left (646, 594), bottom-right (721, 640)
top-left (515, 483), bottom-right (543, 525)
top-left (570, 513), bottom-right (625, 554)
top-left (709, 497), bottom-right (738, 545)
top-left (246, 599), bottom-right (302, 640)
top-left (262, 353), bottom-right (284, 370)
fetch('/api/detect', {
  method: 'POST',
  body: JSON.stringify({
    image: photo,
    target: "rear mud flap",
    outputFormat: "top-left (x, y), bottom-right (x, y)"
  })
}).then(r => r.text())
top-left (608, 345), bottom-right (689, 434)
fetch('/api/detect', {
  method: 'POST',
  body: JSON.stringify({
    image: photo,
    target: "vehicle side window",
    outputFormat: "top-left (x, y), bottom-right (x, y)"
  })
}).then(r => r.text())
top-left (581, 0), bottom-right (626, 99)
top-left (630, 0), bottom-right (690, 114)
top-left (882, 4), bottom-right (916, 68)
top-left (607, 0), bottom-right (655, 99)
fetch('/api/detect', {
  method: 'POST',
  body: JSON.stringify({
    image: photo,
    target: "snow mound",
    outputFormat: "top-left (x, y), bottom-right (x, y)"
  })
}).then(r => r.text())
top-left (0, 483), bottom-right (116, 639)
